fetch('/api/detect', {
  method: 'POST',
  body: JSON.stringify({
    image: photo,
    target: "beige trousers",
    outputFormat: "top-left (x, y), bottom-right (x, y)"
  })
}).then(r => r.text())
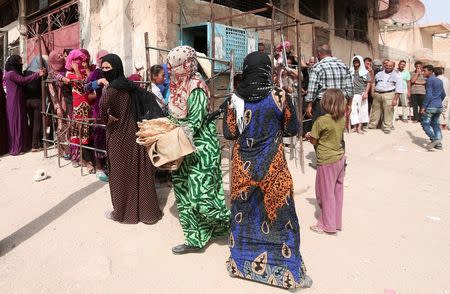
top-left (440, 96), bottom-right (449, 125)
top-left (368, 92), bottom-right (395, 131)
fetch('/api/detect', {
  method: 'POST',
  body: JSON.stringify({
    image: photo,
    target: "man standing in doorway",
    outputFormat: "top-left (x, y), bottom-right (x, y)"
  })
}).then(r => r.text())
top-left (421, 65), bottom-right (446, 150)
top-left (410, 61), bottom-right (427, 122)
top-left (368, 60), bottom-right (403, 134)
top-left (305, 44), bottom-right (354, 122)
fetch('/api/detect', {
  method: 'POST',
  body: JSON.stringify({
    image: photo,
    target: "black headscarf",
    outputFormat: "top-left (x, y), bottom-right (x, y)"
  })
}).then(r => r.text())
top-left (101, 54), bottom-right (163, 122)
top-left (236, 52), bottom-right (272, 102)
top-left (5, 55), bottom-right (23, 74)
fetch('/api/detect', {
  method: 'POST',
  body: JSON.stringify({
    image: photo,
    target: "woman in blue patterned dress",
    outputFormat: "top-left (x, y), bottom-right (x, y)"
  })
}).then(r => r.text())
top-left (223, 52), bottom-right (312, 290)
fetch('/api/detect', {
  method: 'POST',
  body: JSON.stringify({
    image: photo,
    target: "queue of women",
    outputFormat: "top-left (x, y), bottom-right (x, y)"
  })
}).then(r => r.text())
top-left (0, 45), bottom-right (351, 291)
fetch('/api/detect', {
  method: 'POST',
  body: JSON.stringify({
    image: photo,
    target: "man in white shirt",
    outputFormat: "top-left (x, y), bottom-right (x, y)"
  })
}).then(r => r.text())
top-left (368, 60), bottom-right (404, 134)
top-left (434, 67), bottom-right (450, 129)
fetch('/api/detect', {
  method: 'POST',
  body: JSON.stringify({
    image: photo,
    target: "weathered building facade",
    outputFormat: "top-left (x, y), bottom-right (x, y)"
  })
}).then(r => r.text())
top-left (2, 0), bottom-right (383, 74)
top-left (380, 22), bottom-right (450, 78)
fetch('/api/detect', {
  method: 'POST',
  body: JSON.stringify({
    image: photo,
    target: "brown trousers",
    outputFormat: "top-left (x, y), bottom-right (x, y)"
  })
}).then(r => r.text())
top-left (368, 92), bottom-right (395, 131)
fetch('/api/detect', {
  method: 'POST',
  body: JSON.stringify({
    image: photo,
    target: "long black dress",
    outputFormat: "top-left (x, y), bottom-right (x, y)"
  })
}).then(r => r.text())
top-left (100, 87), bottom-right (162, 224)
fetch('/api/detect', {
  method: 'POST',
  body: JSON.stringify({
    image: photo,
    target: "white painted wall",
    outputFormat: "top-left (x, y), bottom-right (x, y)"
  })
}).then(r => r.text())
top-left (79, 0), bottom-right (167, 76)
top-left (3, 21), bottom-right (20, 46)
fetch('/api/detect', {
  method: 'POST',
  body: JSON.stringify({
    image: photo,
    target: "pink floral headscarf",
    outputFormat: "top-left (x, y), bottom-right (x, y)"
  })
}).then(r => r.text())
top-left (167, 45), bottom-right (209, 119)
top-left (65, 49), bottom-right (87, 71)
top-left (277, 41), bottom-right (291, 52)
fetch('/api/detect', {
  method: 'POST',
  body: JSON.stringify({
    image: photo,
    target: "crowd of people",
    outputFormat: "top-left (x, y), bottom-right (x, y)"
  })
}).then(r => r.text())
top-left (270, 43), bottom-right (448, 149)
top-left (0, 41), bottom-right (448, 291)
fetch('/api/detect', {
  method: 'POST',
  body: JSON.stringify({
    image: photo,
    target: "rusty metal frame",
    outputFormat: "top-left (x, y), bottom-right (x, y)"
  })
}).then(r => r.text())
top-left (26, 0), bottom-right (79, 39)
top-left (205, 0), bottom-right (305, 172)
top-left (41, 77), bottom-right (107, 176)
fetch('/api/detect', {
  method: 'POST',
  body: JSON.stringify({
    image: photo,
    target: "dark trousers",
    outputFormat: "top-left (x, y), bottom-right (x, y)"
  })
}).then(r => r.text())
top-left (26, 99), bottom-right (43, 149)
top-left (411, 94), bottom-right (425, 121)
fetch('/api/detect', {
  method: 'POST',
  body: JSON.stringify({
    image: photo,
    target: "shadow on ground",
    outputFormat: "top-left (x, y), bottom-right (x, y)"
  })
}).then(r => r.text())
top-left (155, 184), bottom-right (172, 212)
top-left (406, 130), bottom-right (428, 149)
top-left (306, 197), bottom-right (320, 220)
top-left (0, 181), bottom-right (106, 257)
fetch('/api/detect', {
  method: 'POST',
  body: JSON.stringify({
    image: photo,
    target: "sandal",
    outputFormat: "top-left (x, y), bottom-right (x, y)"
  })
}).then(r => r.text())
top-left (96, 171), bottom-right (109, 182)
top-left (82, 161), bottom-right (96, 174)
top-left (310, 225), bottom-right (324, 234)
top-left (310, 225), bottom-right (337, 235)
top-left (105, 210), bottom-right (116, 221)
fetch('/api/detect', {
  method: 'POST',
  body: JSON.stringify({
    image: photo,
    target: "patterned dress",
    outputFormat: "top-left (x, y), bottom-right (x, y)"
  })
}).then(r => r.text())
top-left (171, 88), bottom-right (230, 248)
top-left (66, 71), bottom-right (92, 160)
top-left (223, 88), bottom-right (308, 289)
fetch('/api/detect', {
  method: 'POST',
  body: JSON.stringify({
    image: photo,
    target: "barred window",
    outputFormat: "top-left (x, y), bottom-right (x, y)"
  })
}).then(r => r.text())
top-left (299, 0), bottom-right (329, 23)
top-left (334, 0), bottom-right (368, 43)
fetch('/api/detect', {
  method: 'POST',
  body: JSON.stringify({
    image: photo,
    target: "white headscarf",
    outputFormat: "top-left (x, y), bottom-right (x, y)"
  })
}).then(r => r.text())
top-left (350, 55), bottom-right (369, 78)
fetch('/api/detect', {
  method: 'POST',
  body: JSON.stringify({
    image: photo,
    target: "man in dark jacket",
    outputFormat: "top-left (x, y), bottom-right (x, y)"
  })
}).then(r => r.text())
top-left (421, 65), bottom-right (446, 150)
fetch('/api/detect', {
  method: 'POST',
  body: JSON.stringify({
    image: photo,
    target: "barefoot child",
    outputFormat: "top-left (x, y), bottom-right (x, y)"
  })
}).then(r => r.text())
top-left (306, 89), bottom-right (346, 234)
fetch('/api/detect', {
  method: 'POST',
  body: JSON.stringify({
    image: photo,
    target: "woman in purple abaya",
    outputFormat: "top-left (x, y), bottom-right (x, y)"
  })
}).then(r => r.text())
top-left (4, 55), bottom-right (45, 155)
top-left (0, 69), bottom-right (8, 156)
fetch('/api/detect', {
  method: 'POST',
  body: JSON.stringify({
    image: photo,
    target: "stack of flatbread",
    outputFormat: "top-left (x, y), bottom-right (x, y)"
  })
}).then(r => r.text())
top-left (136, 117), bottom-right (176, 147)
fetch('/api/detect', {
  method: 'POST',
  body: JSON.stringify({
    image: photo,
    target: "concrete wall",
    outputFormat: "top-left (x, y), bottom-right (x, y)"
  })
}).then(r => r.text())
top-left (80, 0), bottom-right (167, 76)
top-left (380, 26), bottom-right (450, 78)
top-left (380, 26), bottom-right (437, 61)
top-left (166, 0), bottom-right (379, 65)
top-left (78, 0), bottom-right (379, 73)
top-left (3, 21), bottom-right (20, 49)
top-left (294, 0), bottom-right (379, 64)
top-left (167, 0), bottom-right (275, 47)
top-left (433, 36), bottom-right (450, 67)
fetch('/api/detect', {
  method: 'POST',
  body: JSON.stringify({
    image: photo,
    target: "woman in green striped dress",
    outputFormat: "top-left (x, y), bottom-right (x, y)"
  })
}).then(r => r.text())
top-left (167, 46), bottom-right (230, 255)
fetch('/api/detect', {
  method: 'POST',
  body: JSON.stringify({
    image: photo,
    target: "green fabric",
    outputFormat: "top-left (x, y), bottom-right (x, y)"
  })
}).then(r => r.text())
top-left (171, 89), bottom-right (230, 248)
top-left (400, 70), bottom-right (411, 91)
top-left (310, 114), bottom-right (345, 165)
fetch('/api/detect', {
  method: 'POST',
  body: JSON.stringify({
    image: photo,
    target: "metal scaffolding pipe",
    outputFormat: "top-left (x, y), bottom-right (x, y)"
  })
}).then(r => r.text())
top-left (0, 29), bottom-right (8, 69)
top-left (145, 45), bottom-right (230, 64)
top-left (213, 7), bottom-right (269, 22)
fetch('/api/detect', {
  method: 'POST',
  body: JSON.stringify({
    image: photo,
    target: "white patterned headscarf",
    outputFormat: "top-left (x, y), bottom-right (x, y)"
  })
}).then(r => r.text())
top-left (167, 46), bottom-right (209, 119)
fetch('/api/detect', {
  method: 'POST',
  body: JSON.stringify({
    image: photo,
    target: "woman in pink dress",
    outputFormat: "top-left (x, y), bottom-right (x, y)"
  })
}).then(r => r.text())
top-left (65, 49), bottom-right (95, 171)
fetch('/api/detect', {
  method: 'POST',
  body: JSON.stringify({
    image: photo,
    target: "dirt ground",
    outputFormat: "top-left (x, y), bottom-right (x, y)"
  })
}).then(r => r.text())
top-left (1, 121), bottom-right (449, 294)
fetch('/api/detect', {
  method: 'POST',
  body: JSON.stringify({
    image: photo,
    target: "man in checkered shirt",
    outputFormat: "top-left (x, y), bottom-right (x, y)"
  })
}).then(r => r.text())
top-left (305, 44), bottom-right (354, 122)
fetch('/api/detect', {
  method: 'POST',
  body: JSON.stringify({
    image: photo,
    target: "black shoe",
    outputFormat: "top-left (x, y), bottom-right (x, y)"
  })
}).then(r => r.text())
top-left (382, 129), bottom-right (391, 134)
top-left (172, 244), bottom-right (204, 255)
top-left (434, 143), bottom-right (443, 150)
